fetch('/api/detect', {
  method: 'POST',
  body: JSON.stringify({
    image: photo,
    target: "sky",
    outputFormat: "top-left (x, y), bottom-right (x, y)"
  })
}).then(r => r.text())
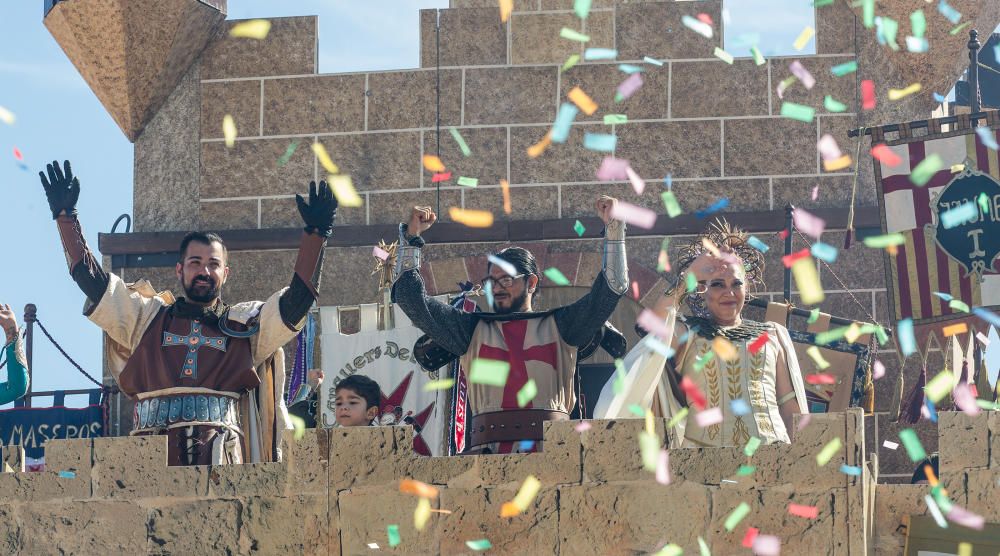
top-left (0, 0), bottom-right (812, 409)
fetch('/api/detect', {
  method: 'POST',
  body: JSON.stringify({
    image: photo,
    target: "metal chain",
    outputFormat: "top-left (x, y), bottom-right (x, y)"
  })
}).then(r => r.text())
top-left (792, 230), bottom-right (881, 326)
top-left (34, 318), bottom-right (104, 388)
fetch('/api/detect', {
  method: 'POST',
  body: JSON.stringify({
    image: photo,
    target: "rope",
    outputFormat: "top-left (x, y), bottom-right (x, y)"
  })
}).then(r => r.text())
top-left (792, 230), bottom-right (881, 326)
top-left (34, 318), bottom-right (104, 388)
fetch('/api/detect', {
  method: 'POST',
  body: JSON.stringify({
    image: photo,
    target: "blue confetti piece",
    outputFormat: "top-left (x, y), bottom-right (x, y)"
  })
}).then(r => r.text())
top-left (810, 242), bottom-right (838, 263)
top-left (518, 440), bottom-right (535, 451)
top-left (840, 464), bottom-right (862, 476)
top-left (551, 103), bottom-right (579, 144)
top-left (898, 318), bottom-right (916, 357)
top-left (663, 174), bottom-right (672, 189)
top-left (584, 48), bottom-right (617, 60)
top-left (643, 56), bottom-right (664, 66)
top-left (695, 198), bottom-right (729, 218)
top-left (976, 126), bottom-right (999, 150)
top-left (747, 235), bottom-right (769, 253)
top-left (730, 399), bottom-right (751, 416)
top-left (933, 92), bottom-right (946, 103)
top-left (937, 0), bottom-right (961, 24)
top-left (16, 163), bottom-right (29, 172)
top-left (58, 471), bottom-right (75, 479)
top-left (618, 64), bottom-right (644, 74)
top-left (484, 279), bottom-right (495, 309)
top-left (926, 398), bottom-right (938, 423)
top-left (583, 132), bottom-right (617, 152)
top-left (932, 291), bottom-right (954, 302)
top-left (973, 307), bottom-right (1000, 327)
top-left (940, 202), bottom-right (978, 229)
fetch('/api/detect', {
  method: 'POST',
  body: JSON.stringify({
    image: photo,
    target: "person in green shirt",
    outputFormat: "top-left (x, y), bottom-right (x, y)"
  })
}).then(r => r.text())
top-left (0, 303), bottom-right (29, 405)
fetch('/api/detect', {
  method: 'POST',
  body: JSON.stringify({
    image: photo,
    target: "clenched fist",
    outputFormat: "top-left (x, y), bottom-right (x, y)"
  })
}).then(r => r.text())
top-left (407, 206), bottom-right (437, 236)
top-left (595, 195), bottom-right (618, 226)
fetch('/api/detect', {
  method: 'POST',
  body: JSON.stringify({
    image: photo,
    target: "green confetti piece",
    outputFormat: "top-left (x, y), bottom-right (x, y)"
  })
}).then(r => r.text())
top-left (277, 140), bottom-right (300, 166)
top-left (780, 101), bottom-right (816, 123)
top-left (697, 536), bottom-right (712, 556)
top-left (880, 16), bottom-right (900, 50)
top-left (573, 0), bottom-right (591, 19)
top-left (874, 326), bottom-right (889, 345)
top-left (948, 299), bottom-right (970, 313)
top-left (830, 60), bottom-right (858, 76)
top-left (824, 95), bottom-right (848, 112)
top-left (713, 47), bottom-right (734, 64)
top-left (613, 358), bottom-right (626, 395)
top-left (814, 326), bottom-right (849, 345)
top-left (750, 46), bottom-right (765, 65)
top-left (807, 307), bottom-right (821, 324)
top-left (693, 351), bottom-right (715, 372)
top-left (978, 192), bottom-right (990, 214)
top-left (387, 524), bottom-right (401, 547)
top-left (862, 233), bottom-right (906, 248)
top-left (910, 9), bottom-right (926, 38)
top-left (899, 428), bottom-right (927, 462)
top-left (289, 414), bottom-right (306, 441)
top-left (449, 127), bottom-right (471, 157)
top-left (743, 437), bottom-right (761, 457)
top-left (655, 544), bottom-right (683, 556)
top-left (469, 358), bottom-right (510, 386)
top-left (573, 219), bottom-right (586, 236)
top-left (924, 370), bottom-right (954, 403)
top-left (423, 378), bottom-right (456, 392)
top-left (724, 502), bottom-right (751, 531)
top-left (737, 465), bottom-right (756, 476)
top-left (862, 0), bottom-right (874, 28)
top-left (661, 190), bottom-right (683, 218)
top-left (543, 267), bottom-right (571, 286)
top-left (559, 27), bottom-right (590, 42)
top-left (561, 54), bottom-right (581, 72)
top-left (816, 437), bottom-right (842, 466)
top-left (812, 0), bottom-right (834, 5)
top-left (950, 21), bottom-right (972, 36)
top-left (666, 407), bottom-right (689, 429)
top-left (457, 176), bottom-right (479, 187)
top-left (910, 153), bottom-right (943, 186)
top-left (603, 114), bottom-right (628, 124)
top-left (685, 272), bottom-right (697, 292)
top-left (931, 485), bottom-right (953, 513)
top-left (639, 431), bottom-right (659, 471)
top-left (627, 403), bottom-right (645, 417)
top-left (466, 539), bottom-right (493, 551)
top-left (517, 379), bottom-right (538, 408)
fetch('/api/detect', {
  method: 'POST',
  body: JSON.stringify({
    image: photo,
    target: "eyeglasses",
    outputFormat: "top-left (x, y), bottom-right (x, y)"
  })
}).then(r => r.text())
top-left (481, 274), bottom-right (526, 289)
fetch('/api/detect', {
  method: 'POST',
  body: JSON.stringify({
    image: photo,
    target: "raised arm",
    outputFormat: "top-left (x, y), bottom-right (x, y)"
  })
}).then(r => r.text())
top-left (389, 206), bottom-right (477, 357)
top-left (554, 196), bottom-right (628, 347)
top-left (0, 305), bottom-right (28, 405)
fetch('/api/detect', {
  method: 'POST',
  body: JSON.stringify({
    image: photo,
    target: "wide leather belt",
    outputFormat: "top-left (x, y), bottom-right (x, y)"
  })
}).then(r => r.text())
top-left (132, 393), bottom-right (241, 434)
top-left (468, 409), bottom-right (569, 448)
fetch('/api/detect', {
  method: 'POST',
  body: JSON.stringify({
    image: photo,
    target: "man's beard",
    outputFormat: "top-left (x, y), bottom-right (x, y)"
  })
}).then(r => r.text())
top-left (494, 289), bottom-right (529, 314)
top-left (184, 274), bottom-right (220, 303)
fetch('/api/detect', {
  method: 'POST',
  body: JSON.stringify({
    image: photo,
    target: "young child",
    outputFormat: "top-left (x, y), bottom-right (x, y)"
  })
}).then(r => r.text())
top-left (334, 374), bottom-right (381, 427)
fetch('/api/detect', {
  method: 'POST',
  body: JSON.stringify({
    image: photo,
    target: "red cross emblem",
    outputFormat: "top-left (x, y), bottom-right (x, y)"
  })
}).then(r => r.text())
top-left (477, 319), bottom-right (559, 410)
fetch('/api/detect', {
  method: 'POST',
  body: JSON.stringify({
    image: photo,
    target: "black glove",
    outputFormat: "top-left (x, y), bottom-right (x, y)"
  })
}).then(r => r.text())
top-left (39, 160), bottom-right (81, 220)
top-left (296, 180), bottom-right (338, 237)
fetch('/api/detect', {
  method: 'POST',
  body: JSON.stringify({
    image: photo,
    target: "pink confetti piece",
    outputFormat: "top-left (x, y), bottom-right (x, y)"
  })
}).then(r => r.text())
top-left (870, 144), bottom-right (902, 167)
top-left (861, 80), bottom-right (876, 110)
top-left (789, 60), bottom-right (815, 89)
top-left (792, 207), bottom-right (825, 239)
top-left (816, 134), bottom-right (843, 161)
top-left (373, 246), bottom-right (390, 260)
top-left (596, 156), bottom-right (630, 181)
top-left (752, 535), bottom-right (781, 556)
top-left (610, 201), bottom-right (657, 229)
top-left (655, 449), bottom-right (670, 485)
top-left (796, 414), bottom-right (812, 431)
top-left (947, 505), bottom-right (985, 530)
top-left (953, 382), bottom-right (981, 416)
top-left (631, 280), bottom-right (640, 300)
top-left (616, 73), bottom-right (644, 100)
top-left (574, 421), bottom-right (592, 432)
top-left (695, 407), bottom-right (723, 427)
top-left (976, 331), bottom-right (990, 346)
top-left (13, 147), bottom-right (23, 161)
top-left (788, 503), bottom-right (819, 519)
top-left (872, 360), bottom-right (885, 380)
top-left (741, 527), bottom-right (759, 548)
top-left (637, 309), bottom-right (672, 339)
top-left (805, 373), bottom-right (836, 385)
top-left (811, 185), bottom-right (819, 200)
top-left (625, 166), bottom-right (645, 195)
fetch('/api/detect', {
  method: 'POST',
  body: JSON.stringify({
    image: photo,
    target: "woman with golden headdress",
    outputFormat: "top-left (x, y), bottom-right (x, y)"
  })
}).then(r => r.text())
top-left (595, 221), bottom-right (808, 448)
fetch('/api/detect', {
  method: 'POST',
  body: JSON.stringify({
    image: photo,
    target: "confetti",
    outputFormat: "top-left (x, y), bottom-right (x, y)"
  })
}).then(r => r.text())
top-left (882, 440), bottom-right (898, 450)
top-left (788, 503), bottom-right (819, 519)
top-left (872, 359), bottom-right (885, 380)
top-left (724, 502), bottom-right (751, 531)
top-left (372, 245), bottom-right (390, 261)
top-left (780, 102), bottom-right (815, 123)
top-left (954, 382), bottom-right (980, 416)
top-left (924, 369), bottom-right (954, 403)
top-left (752, 535), bottom-right (781, 556)
top-left (643, 56), bottom-right (664, 66)
top-left (713, 47), bottom-right (734, 65)
top-left (422, 154), bottom-right (445, 172)
top-left (681, 15), bottom-right (713, 39)
top-left (561, 54), bottom-right (581, 72)
top-left (329, 174), bottom-right (363, 207)
top-left (616, 73), bottom-right (644, 101)
top-left (910, 154), bottom-right (943, 186)
top-left (863, 233), bottom-right (905, 248)
top-left (776, 76), bottom-right (796, 99)
top-left (899, 428), bottom-right (927, 461)
top-left (367, 543), bottom-right (380, 549)
top-left (618, 64), bottom-right (644, 74)
top-left (499, 0), bottom-right (513, 22)
top-left (790, 60), bottom-right (815, 89)
top-left (500, 179), bottom-right (512, 214)
top-left (793, 26), bottom-right (815, 50)
top-left (811, 242), bottom-right (838, 263)
top-left (660, 191), bottom-right (682, 218)
top-left (655, 449), bottom-right (671, 485)
top-left (639, 431), bottom-right (659, 471)
top-left (432, 172), bottom-right (452, 183)
top-left (906, 36), bottom-right (928, 53)
top-left (449, 127), bottom-right (472, 156)
top-left (449, 207), bottom-right (494, 228)
top-left (830, 60), bottom-right (858, 76)
top-left (457, 176), bottom-right (479, 187)
top-left (0, 106), bottom-right (16, 125)
top-left (744, 436), bottom-right (762, 457)
top-left (516, 379), bottom-right (538, 407)
top-left (584, 132), bottom-right (616, 152)
top-left (976, 126), bottom-right (999, 150)
top-left (222, 115), bottom-right (237, 147)
top-left (584, 48), bottom-right (617, 60)
top-left (423, 378), bottom-right (455, 392)
top-left (940, 203), bottom-right (977, 229)
top-left (861, 0), bottom-right (874, 27)
top-left (387, 524), bottom-right (401, 547)
top-left (695, 197), bottom-right (729, 218)
top-left (793, 208), bottom-right (825, 238)
top-left (958, 542), bottom-right (973, 556)
top-left (551, 103), bottom-right (579, 143)
top-left (57, 470), bottom-right (76, 479)
top-left (840, 464), bottom-right (862, 476)
top-left (667, 407), bottom-right (689, 429)
top-left (13, 147), bottom-right (23, 162)
top-left (566, 87), bottom-right (599, 117)
top-left (655, 544), bottom-right (683, 556)
top-left (745, 236), bottom-right (769, 254)
top-left (313, 142), bottom-right (340, 173)
top-left (750, 46), bottom-right (766, 66)
top-left (924, 494), bottom-right (948, 528)
top-left (575, 421), bottom-right (592, 432)
top-left (947, 506), bottom-right (985, 530)
top-left (877, 16), bottom-right (900, 50)
top-left (938, 0), bottom-right (961, 24)
top-left (824, 154), bottom-right (852, 172)
top-left (527, 132), bottom-right (552, 158)
top-left (696, 407), bottom-right (723, 427)
top-left (824, 95), bottom-right (848, 112)
top-left (511, 475), bottom-right (541, 513)
top-left (603, 114), bottom-right (628, 124)
top-left (277, 140), bottom-right (300, 166)
top-left (888, 83), bottom-right (922, 101)
top-left (518, 440), bottom-right (535, 451)
top-left (871, 144), bottom-right (902, 167)
top-left (797, 414), bottom-right (812, 431)
top-left (680, 376), bottom-right (708, 411)
top-left (861, 80), bottom-right (876, 110)
top-left (806, 349), bottom-right (832, 372)
top-left (414, 496), bottom-right (431, 530)
top-left (792, 257), bottom-right (824, 304)
top-left (816, 437), bottom-right (842, 466)
top-left (573, 220), bottom-right (586, 236)
top-left (466, 539), bottom-right (493, 551)
top-left (543, 267), bottom-right (571, 286)
top-left (559, 28), bottom-right (591, 42)
top-left (610, 201), bottom-right (657, 229)
top-left (741, 527), bottom-right (759, 548)
top-left (597, 156), bottom-right (630, 181)
top-left (574, 0), bottom-right (592, 19)
top-left (469, 358), bottom-right (510, 386)
top-left (657, 238), bottom-right (671, 272)
top-left (229, 19), bottom-right (272, 39)
top-left (625, 166), bottom-right (645, 195)
top-left (400, 479), bottom-right (439, 498)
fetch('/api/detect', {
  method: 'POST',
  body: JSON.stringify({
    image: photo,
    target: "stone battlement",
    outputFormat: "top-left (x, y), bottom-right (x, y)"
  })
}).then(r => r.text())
top-left (2, 411), bottom-right (996, 554)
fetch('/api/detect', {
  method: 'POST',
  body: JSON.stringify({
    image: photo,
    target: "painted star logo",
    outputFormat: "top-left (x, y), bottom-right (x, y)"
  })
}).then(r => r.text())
top-left (378, 371), bottom-right (436, 456)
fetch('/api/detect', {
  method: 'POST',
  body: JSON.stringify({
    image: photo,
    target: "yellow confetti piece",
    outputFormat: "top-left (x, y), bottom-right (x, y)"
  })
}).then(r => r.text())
top-left (791, 257), bottom-right (825, 304)
top-left (229, 19), bottom-right (272, 39)
top-left (222, 114), bottom-right (237, 148)
top-left (499, 0), bottom-right (513, 22)
top-left (289, 414), bottom-right (306, 441)
top-left (449, 207), bottom-right (495, 228)
top-left (639, 431), bottom-right (659, 471)
top-left (414, 497), bottom-right (431, 530)
top-left (793, 26), bottom-right (815, 50)
top-left (0, 105), bottom-right (15, 126)
top-left (400, 478), bottom-right (439, 498)
top-left (644, 408), bottom-right (655, 436)
top-left (512, 475), bottom-right (541, 511)
top-left (924, 369), bottom-right (954, 403)
top-left (888, 83), bottom-right (922, 101)
top-left (816, 437), bottom-right (842, 466)
top-left (823, 154), bottom-right (853, 172)
top-left (328, 174), bottom-right (363, 207)
top-left (844, 323), bottom-right (862, 344)
top-left (713, 47), bottom-right (734, 64)
top-left (567, 86), bottom-right (598, 115)
top-left (423, 378), bottom-right (455, 392)
top-left (942, 322), bottom-right (967, 336)
top-left (806, 346), bottom-right (831, 369)
top-left (666, 407), bottom-right (688, 429)
top-left (469, 358), bottom-right (510, 386)
top-left (516, 379), bottom-right (538, 407)
top-left (712, 336), bottom-right (738, 361)
top-left (958, 542), bottom-right (973, 556)
top-left (312, 142), bottom-right (340, 174)
top-left (422, 154), bottom-right (446, 172)
top-left (527, 132), bottom-right (552, 158)
top-left (500, 179), bottom-right (512, 214)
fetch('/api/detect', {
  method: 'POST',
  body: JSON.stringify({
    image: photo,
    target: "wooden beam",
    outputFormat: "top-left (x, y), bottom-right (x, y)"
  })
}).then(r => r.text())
top-left (98, 206), bottom-right (882, 256)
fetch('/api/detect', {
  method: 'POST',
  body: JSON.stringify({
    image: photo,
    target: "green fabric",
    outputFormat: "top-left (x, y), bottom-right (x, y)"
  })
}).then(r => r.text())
top-left (0, 338), bottom-right (28, 405)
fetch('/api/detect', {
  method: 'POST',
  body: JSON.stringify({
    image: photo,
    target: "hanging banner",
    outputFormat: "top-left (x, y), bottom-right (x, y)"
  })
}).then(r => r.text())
top-left (0, 390), bottom-right (104, 470)
top-left (873, 113), bottom-right (1000, 335)
top-left (318, 304), bottom-right (448, 456)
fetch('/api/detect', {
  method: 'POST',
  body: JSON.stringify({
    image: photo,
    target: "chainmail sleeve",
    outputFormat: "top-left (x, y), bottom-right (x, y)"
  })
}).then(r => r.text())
top-left (553, 272), bottom-right (624, 347)
top-left (391, 267), bottom-right (479, 358)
